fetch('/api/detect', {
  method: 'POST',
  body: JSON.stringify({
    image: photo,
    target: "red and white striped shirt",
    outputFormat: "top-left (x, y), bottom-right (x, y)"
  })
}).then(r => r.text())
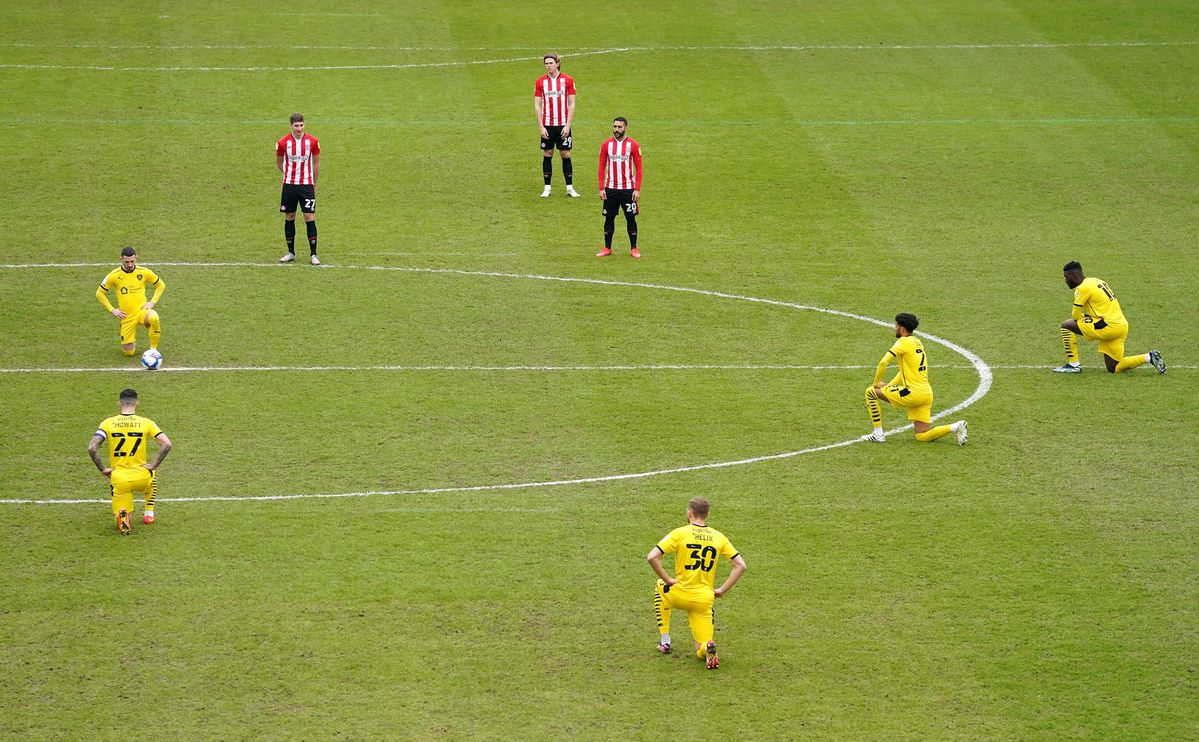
top-left (598, 137), bottom-right (643, 190)
top-left (275, 133), bottom-right (320, 185)
top-left (533, 73), bottom-right (576, 127)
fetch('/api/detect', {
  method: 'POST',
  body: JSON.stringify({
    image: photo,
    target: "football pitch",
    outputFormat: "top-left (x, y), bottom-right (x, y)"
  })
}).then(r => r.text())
top-left (2, 1), bottom-right (1197, 738)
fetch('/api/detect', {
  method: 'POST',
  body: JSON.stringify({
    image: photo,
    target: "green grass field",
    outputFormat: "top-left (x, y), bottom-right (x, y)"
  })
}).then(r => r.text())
top-left (2, 1), bottom-right (1197, 738)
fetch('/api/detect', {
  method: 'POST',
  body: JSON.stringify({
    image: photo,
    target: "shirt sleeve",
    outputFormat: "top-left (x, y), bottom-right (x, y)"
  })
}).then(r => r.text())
top-left (311, 137), bottom-right (320, 155)
top-left (632, 142), bottom-right (643, 190)
top-left (533, 78), bottom-right (543, 98)
top-left (275, 138), bottom-right (285, 156)
top-left (565, 76), bottom-right (576, 96)
top-left (720, 536), bottom-right (738, 560)
top-left (94, 420), bottom-right (109, 440)
top-left (597, 143), bottom-right (609, 189)
top-left (873, 340), bottom-right (902, 385)
top-left (1072, 285), bottom-right (1089, 320)
top-left (655, 528), bottom-right (679, 556)
top-left (147, 419), bottom-right (163, 438)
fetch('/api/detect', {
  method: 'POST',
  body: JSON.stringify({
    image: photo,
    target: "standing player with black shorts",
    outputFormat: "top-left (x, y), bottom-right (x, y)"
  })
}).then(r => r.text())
top-left (276, 113), bottom-right (322, 265)
top-left (597, 117), bottom-right (643, 258)
top-left (534, 53), bottom-right (579, 198)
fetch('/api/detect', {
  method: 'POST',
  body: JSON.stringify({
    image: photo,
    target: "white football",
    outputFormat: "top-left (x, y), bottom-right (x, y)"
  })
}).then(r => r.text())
top-left (141, 349), bottom-right (163, 370)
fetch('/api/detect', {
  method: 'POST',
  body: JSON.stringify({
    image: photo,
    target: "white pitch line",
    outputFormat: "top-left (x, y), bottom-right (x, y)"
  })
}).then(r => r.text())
top-left (1, 40), bottom-right (1195, 72)
top-left (0, 363), bottom-right (872, 374)
top-left (0, 260), bottom-right (992, 506)
top-left (0, 47), bottom-right (632, 72)
top-left (0, 362), bottom-right (1190, 374)
top-left (1, 40), bottom-right (1195, 52)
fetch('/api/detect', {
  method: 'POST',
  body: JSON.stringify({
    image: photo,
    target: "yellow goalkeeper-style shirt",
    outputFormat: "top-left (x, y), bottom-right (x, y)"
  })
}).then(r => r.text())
top-left (1072, 276), bottom-right (1127, 326)
top-left (656, 522), bottom-right (739, 593)
top-left (874, 335), bottom-right (931, 395)
top-left (95, 414), bottom-right (163, 470)
top-left (97, 267), bottom-right (163, 315)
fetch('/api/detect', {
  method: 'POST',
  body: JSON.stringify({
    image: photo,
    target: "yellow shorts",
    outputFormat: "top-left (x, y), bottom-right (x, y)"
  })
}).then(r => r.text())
top-left (1078, 318), bottom-right (1128, 361)
top-left (655, 580), bottom-right (715, 654)
top-left (109, 467), bottom-right (154, 515)
top-left (119, 308), bottom-right (150, 345)
top-left (880, 385), bottom-right (933, 424)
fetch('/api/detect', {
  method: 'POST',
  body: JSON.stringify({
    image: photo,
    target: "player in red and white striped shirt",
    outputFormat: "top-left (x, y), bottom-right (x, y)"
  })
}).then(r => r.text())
top-left (275, 113), bottom-right (322, 265)
top-left (597, 117), bottom-right (643, 258)
top-left (534, 53), bottom-right (579, 198)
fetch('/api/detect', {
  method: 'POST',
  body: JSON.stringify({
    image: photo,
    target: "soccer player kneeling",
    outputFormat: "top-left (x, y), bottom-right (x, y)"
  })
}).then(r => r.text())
top-left (647, 497), bottom-right (747, 669)
top-left (87, 388), bottom-right (172, 533)
top-left (861, 312), bottom-right (967, 445)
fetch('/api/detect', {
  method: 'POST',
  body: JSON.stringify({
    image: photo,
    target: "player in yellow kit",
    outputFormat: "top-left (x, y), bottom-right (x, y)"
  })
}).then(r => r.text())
top-left (647, 496), bottom-right (747, 669)
top-left (1054, 261), bottom-right (1165, 375)
top-left (96, 246), bottom-right (165, 358)
top-left (861, 312), bottom-right (968, 445)
top-left (87, 388), bottom-right (172, 534)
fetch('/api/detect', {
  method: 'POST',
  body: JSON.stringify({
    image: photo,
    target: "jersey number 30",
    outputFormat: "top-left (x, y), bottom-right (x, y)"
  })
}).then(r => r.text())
top-left (684, 543), bottom-right (717, 572)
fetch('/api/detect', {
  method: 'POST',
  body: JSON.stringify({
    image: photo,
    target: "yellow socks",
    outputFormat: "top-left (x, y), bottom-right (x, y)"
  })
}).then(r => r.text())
top-left (654, 580), bottom-right (671, 634)
top-left (915, 425), bottom-right (953, 442)
top-left (144, 473), bottom-right (157, 514)
top-left (865, 386), bottom-right (883, 427)
top-left (146, 310), bottom-right (162, 349)
top-left (1115, 354), bottom-right (1148, 373)
top-left (1060, 328), bottom-right (1079, 365)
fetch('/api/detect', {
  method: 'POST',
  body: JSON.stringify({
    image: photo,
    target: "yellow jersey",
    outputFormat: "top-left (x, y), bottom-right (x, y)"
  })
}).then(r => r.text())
top-left (656, 522), bottom-right (739, 593)
top-left (875, 335), bottom-right (931, 395)
top-left (98, 266), bottom-right (163, 314)
top-left (95, 414), bottom-right (163, 470)
top-left (1072, 276), bottom-right (1127, 326)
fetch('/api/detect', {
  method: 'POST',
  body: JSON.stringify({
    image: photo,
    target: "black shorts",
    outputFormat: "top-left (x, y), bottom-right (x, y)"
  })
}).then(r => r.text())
top-left (280, 184), bottom-right (316, 214)
top-left (602, 189), bottom-right (638, 216)
top-left (540, 125), bottom-right (573, 151)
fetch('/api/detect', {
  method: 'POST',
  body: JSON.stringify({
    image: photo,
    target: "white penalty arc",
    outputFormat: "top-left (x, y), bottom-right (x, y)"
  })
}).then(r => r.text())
top-left (0, 261), bottom-right (993, 505)
top-left (1, 40), bottom-right (1196, 72)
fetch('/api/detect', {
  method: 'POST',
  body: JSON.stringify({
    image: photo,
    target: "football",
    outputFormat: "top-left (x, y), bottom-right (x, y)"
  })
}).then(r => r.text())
top-left (141, 349), bottom-right (163, 370)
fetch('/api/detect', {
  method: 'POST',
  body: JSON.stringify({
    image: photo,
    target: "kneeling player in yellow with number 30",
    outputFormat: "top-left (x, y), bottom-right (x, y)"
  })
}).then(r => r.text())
top-left (647, 497), bottom-right (747, 670)
top-left (1055, 261), bottom-right (1165, 375)
top-left (87, 388), bottom-right (172, 535)
top-left (96, 246), bottom-right (165, 358)
top-left (862, 312), bottom-right (968, 445)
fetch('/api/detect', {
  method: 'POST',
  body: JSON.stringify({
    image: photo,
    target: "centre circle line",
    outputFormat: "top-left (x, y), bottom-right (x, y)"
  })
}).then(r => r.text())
top-left (0, 261), bottom-right (993, 505)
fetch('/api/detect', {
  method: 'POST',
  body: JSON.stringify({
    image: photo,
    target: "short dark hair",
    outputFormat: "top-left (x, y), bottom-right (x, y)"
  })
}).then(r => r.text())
top-left (289, 112), bottom-right (304, 124)
top-left (119, 388), bottom-right (138, 403)
top-left (120, 246), bottom-right (136, 257)
top-left (1063, 260), bottom-right (1082, 273)
top-left (688, 496), bottom-right (710, 518)
top-left (613, 116), bottom-right (628, 125)
top-left (543, 52), bottom-right (560, 65)
top-left (895, 313), bottom-right (919, 332)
